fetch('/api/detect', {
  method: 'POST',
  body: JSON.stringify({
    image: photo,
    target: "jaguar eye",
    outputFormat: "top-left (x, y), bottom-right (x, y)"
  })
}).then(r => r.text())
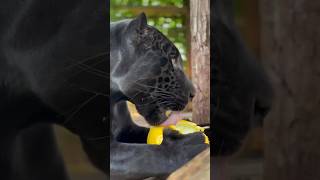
top-left (159, 57), bottom-right (167, 66)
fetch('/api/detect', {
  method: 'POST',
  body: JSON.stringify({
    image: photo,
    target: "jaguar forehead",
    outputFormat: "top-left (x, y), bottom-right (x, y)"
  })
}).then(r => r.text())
top-left (139, 26), bottom-right (181, 60)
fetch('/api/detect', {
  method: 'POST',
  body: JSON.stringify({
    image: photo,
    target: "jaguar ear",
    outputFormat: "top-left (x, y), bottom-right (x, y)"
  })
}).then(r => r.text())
top-left (129, 12), bottom-right (148, 31)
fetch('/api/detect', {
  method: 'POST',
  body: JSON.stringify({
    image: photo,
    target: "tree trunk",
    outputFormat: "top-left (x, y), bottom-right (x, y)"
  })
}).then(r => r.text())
top-left (190, 0), bottom-right (210, 125)
top-left (260, 1), bottom-right (320, 180)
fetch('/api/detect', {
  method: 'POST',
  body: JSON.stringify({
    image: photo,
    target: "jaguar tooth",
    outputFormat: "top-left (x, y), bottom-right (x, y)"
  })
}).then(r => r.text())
top-left (165, 110), bottom-right (172, 117)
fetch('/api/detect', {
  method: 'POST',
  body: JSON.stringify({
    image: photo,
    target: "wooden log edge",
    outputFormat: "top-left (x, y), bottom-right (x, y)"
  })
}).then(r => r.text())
top-left (167, 148), bottom-right (210, 180)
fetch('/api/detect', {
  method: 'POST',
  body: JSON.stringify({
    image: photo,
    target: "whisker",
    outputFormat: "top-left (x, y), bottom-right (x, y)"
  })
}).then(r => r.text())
top-left (132, 82), bottom-right (164, 91)
top-left (65, 52), bottom-right (107, 70)
top-left (78, 87), bottom-right (108, 97)
top-left (134, 100), bottom-right (158, 107)
top-left (77, 62), bottom-right (108, 76)
top-left (76, 65), bottom-right (108, 79)
top-left (128, 80), bottom-right (188, 110)
top-left (129, 88), bottom-right (150, 100)
top-left (60, 58), bottom-right (107, 84)
top-left (132, 82), bottom-right (180, 97)
top-left (153, 91), bottom-right (177, 97)
top-left (83, 136), bottom-right (108, 141)
top-left (63, 94), bottom-right (99, 124)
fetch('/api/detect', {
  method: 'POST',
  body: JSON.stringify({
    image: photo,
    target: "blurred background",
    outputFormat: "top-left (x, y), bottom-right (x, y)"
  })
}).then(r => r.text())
top-left (54, 126), bottom-right (106, 180)
top-left (215, 1), bottom-right (320, 180)
top-left (215, 0), bottom-right (266, 180)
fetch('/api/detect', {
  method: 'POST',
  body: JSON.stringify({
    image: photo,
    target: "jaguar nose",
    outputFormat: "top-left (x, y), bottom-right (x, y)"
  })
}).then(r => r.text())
top-left (189, 90), bottom-right (195, 100)
top-left (189, 84), bottom-right (196, 101)
top-left (252, 98), bottom-right (272, 127)
top-left (185, 76), bottom-right (196, 101)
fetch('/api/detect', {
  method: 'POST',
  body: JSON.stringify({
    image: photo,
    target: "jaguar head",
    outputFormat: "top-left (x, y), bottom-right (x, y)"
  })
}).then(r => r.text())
top-left (114, 13), bottom-right (195, 126)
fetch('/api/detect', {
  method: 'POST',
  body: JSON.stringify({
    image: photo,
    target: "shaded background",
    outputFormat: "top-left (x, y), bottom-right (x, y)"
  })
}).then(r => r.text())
top-left (216, 1), bottom-right (320, 180)
top-left (54, 126), bottom-right (106, 180)
top-left (214, 0), bottom-right (266, 179)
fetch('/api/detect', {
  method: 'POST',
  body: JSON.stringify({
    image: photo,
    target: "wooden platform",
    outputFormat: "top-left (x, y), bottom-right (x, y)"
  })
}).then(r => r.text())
top-left (168, 148), bottom-right (210, 180)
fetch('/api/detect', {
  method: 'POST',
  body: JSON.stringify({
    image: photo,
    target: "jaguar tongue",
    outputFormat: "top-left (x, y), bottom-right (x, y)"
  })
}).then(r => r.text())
top-left (160, 111), bottom-right (182, 126)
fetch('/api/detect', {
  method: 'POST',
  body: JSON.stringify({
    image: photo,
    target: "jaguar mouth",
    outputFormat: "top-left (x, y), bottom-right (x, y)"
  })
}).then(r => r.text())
top-left (160, 110), bottom-right (183, 126)
top-left (134, 99), bottom-right (187, 126)
top-left (145, 110), bottom-right (183, 126)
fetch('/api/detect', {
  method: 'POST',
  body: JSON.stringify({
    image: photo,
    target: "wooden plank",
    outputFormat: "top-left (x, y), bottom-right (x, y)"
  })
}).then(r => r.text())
top-left (167, 148), bottom-right (210, 180)
top-left (112, 6), bottom-right (187, 17)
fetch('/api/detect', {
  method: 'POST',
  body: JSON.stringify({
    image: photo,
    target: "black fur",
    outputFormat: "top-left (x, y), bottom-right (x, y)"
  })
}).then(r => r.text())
top-left (0, 0), bottom-right (107, 179)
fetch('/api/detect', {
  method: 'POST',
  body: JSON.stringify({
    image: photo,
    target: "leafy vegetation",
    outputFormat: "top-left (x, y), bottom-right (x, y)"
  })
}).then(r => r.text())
top-left (110, 0), bottom-right (188, 63)
top-left (111, 0), bottom-right (184, 7)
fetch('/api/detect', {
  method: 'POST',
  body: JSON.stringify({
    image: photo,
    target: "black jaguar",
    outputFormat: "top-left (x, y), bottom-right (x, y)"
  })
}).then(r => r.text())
top-left (110, 13), bottom-right (208, 180)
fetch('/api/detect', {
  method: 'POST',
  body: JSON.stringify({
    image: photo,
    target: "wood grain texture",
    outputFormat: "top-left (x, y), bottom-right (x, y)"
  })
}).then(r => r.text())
top-left (167, 148), bottom-right (210, 180)
top-left (260, 1), bottom-right (320, 180)
top-left (190, 0), bottom-right (210, 125)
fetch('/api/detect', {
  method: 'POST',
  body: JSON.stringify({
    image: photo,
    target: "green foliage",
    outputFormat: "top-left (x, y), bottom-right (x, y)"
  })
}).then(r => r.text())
top-left (111, 0), bottom-right (184, 8)
top-left (110, 0), bottom-right (188, 62)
